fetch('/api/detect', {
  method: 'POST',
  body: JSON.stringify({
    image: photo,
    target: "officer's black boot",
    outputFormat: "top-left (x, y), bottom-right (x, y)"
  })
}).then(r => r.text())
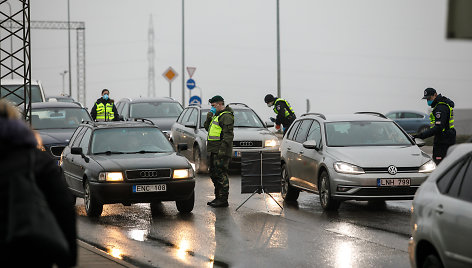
top-left (209, 194), bottom-right (229, 208)
top-left (207, 187), bottom-right (219, 206)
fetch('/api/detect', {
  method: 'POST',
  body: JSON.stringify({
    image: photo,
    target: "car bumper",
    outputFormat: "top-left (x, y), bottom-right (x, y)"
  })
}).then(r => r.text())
top-left (330, 171), bottom-right (428, 201)
top-left (89, 179), bottom-right (195, 204)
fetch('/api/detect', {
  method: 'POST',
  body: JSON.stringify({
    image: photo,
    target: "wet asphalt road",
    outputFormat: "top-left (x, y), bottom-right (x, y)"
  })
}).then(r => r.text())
top-left (76, 173), bottom-right (413, 268)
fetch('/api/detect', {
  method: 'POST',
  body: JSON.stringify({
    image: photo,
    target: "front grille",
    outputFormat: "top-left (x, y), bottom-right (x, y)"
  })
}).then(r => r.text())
top-left (126, 169), bottom-right (171, 181)
top-left (233, 140), bottom-right (263, 148)
top-left (50, 146), bottom-right (65, 157)
top-left (363, 167), bottom-right (419, 173)
top-left (355, 187), bottom-right (419, 196)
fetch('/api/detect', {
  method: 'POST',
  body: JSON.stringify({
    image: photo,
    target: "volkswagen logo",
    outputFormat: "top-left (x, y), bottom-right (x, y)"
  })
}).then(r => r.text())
top-left (387, 165), bottom-right (397, 175)
top-left (140, 171), bottom-right (158, 178)
top-left (239, 141), bottom-right (254, 147)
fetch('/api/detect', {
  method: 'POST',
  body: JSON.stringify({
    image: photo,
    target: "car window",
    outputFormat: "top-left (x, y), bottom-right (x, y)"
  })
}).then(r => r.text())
top-left (178, 109), bottom-right (190, 124)
top-left (447, 158), bottom-right (469, 197)
top-left (122, 102), bottom-right (129, 118)
top-left (402, 112), bottom-right (423, 119)
top-left (307, 120), bottom-right (322, 146)
top-left (72, 127), bottom-right (88, 147)
top-left (200, 109), bottom-right (210, 128)
top-left (182, 108), bottom-right (194, 124)
top-left (1, 85), bottom-right (43, 104)
top-left (130, 102), bottom-right (183, 118)
top-left (79, 128), bottom-right (92, 154)
top-left (325, 121), bottom-right (412, 147)
top-left (286, 120), bottom-right (301, 141)
top-left (187, 108), bottom-right (198, 124)
top-left (69, 126), bottom-right (84, 146)
top-left (116, 102), bottom-right (124, 114)
top-left (458, 156), bottom-right (472, 202)
top-left (295, 120), bottom-right (313, 143)
top-left (31, 108), bottom-right (92, 130)
top-left (436, 157), bottom-right (467, 194)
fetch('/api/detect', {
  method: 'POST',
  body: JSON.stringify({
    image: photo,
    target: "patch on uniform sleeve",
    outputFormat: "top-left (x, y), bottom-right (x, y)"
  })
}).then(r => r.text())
top-left (435, 112), bottom-right (441, 119)
top-left (276, 105), bottom-right (282, 111)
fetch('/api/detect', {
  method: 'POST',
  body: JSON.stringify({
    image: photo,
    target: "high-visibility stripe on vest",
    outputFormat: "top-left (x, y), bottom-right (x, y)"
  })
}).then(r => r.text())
top-left (430, 102), bottom-right (454, 131)
top-left (96, 102), bottom-right (115, 121)
top-left (208, 111), bottom-right (233, 141)
top-left (273, 98), bottom-right (295, 118)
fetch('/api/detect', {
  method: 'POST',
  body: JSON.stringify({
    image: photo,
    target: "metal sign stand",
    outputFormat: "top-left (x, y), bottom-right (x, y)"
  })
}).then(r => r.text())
top-left (236, 152), bottom-right (283, 212)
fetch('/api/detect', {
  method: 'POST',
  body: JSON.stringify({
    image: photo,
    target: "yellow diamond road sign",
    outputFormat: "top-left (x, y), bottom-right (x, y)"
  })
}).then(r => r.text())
top-left (162, 67), bottom-right (178, 82)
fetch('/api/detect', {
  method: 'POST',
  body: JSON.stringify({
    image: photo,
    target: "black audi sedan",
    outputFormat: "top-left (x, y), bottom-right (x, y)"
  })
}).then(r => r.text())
top-left (60, 120), bottom-right (195, 217)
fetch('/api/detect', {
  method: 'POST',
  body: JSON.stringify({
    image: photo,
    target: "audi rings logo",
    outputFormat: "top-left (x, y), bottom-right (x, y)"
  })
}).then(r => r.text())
top-left (239, 141), bottom-right (254, 147)
top-left (140, 171), bottom-right (158, 178)
top-left (387, 165), bottom-right (397, 175)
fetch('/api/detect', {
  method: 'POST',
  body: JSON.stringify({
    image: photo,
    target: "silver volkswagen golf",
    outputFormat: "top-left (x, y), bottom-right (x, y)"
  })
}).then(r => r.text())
top-left (280, 112), bottom-right (435, 211)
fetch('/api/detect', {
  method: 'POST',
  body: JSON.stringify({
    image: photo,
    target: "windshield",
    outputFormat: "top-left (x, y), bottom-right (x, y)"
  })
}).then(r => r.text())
top-left (32, 108), bottom-right (91, 130)
top-left (325, 121), bottom-right (412, 147)
top-left (130, 102), bottom-right (183, 118)
top-left (199, 108), bottom-right (264, 128)
top-left (1, 85), bottom-right (43, 104)
top-left (90, 127), bottom-right (174, 154)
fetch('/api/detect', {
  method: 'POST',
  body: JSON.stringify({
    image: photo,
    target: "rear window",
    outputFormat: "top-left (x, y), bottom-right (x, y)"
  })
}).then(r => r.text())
top-left (1, 85), bottom-right (43, 104)
top-left (130, 102), bottom-right (183, 118)
top-left (32, 108), bottom-right (91, 130)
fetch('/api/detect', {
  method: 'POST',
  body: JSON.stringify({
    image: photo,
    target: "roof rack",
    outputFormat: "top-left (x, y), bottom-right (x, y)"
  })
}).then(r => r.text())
top-left (301, 112), bottom-right (326, 120)
top-left (132, 118), bottom-right (155, 125)
top-left (227, 102), bottom-right (249, 108)
top-left (354, 112), bottom-right (387, 119)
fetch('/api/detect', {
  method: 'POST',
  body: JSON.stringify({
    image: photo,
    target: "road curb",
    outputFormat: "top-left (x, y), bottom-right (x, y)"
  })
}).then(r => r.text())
top-left (78, 240), bottom-right (139, 268)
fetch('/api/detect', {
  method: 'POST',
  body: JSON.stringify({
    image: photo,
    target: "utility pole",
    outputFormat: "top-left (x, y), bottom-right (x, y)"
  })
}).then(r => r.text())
top-left (67, 0), bottom-right (72, 97)
top-left (60, 70), bottom-right (68, 95)
top-left (148, 15), bottom-right (156, 97)
top-left (5, 2), bottom-right (13, 79)
top-left (276, 0), bottom-right (281, 98)
top-left (181, 0), bottom-right (185, 106)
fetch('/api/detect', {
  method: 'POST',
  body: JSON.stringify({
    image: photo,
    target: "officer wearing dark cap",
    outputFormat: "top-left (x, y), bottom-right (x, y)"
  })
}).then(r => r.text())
top-left (204, 95), bottom-right (234, 207)
top-left (264, 94), bottom-right (296, 134)
top-left (413, 88), bottom-right (456, 164)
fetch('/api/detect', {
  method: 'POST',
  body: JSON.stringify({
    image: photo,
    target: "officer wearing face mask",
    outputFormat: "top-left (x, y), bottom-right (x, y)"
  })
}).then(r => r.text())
top-left (413, 88), bottom-right (456, 164)
top-left (91, 89), bottom-right (119, 121)
top-left (264, 94), bottom-right (296, 135)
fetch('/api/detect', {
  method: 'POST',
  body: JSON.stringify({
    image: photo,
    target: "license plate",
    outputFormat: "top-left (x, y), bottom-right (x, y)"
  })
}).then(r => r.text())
top-left (234, 151), bottom-right (241, 157)
top-left (133, 184), bottom-right (166, 193)
top-left (377, 178), bottom-right (411, 187)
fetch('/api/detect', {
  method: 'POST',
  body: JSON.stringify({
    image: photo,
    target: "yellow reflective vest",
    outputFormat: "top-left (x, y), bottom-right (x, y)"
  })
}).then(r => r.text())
top-left (429, 102), bottom-right (454, 131)
top-left (95, 102), bottom-right (115, 121)
top-left (208, 111), bottom-right (232, 141)
top-left (273, 98), bottom-right (295, 118)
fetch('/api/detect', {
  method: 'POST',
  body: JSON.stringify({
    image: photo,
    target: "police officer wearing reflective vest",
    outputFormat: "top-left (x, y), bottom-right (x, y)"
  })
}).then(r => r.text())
top-left (204, 95), bottom-right (234, 208)
top-left (264, 94), bottom-right (296, 134)
top-left (91, 89), bottom-right (119, 122)
top-left (413, 88), bottom-right (456, 164)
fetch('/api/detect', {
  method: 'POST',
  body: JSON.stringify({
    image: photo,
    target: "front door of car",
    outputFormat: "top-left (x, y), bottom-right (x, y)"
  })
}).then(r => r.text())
top-left (282, 120), bottom-right (301, 186)
top-left (182, 108), bottom-right (198, 159)
top-left (290, 119), bottom-right (313, 190)
top-left (70, 128), bottom-right (92, 194)
top-left (64, 127), bottom-right (86, 188)
top-left (302, 120), bottom-right (323, 192)
top-left (172, 108), bottom-right (190, 147)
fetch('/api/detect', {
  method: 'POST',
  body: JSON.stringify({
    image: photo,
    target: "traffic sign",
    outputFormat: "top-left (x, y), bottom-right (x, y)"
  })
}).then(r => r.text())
top-left (189, 95), bottom-right (202, 106)
top-left (186, 79), bottom-right (196, 90)
top-left (186, 67), bottom-right (196, 78)
top-left (162, 67), bottom-right (178, 82)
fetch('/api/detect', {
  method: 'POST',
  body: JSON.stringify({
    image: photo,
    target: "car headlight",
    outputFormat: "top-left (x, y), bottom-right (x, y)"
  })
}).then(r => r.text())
top-left (333, 162), bottom-right (365, 174)
top-left (173, 168), bottom-right (193, 179)
top-left (99, 172), bottom-right (124, 182)
top-left (265, 139), bottom-right (279, 147)
top-left (419, 160), bottom-right (436, 173)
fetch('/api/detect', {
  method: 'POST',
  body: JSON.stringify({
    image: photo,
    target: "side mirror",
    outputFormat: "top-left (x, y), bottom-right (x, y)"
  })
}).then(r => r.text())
top-left (303, 140), bottom-right (318, 150)
top-left (71, 147), bottom-right (83, 155)
top-left (184, 122), bottom-right (197, 128)
top-left (177, 143), bottom-right (188, 152)
top-left (414, 138), bottom-right (425, 147)
top-left (265, 121), bottom-right (275, 128)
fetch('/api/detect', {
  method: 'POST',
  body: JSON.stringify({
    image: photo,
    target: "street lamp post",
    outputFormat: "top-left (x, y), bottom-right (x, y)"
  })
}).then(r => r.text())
top-left (5, 1), bottom-right (13, 78)
top-left (181, 0), bottom-right (185, 107)
top-left (67, 0), bottom-right (72, 97)
top-left (276, 0), bottom-right (281, 98)
top-left (60, 70), bottom-right (68, 95)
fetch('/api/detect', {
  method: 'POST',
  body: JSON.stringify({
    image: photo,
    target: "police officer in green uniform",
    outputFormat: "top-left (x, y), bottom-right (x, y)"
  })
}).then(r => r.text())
top-left (264, 94), bottom-right (296, 134)
top-left (413, 88), bottom-right (456, 164)
top-left (91, 89), bottom-right (119, 121)
top-left (204, 95), bottom-right (234, 208)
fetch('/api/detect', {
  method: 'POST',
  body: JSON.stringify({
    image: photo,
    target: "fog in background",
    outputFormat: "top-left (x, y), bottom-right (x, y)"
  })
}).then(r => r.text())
top-left (31, 0), bottom-right (472, 121)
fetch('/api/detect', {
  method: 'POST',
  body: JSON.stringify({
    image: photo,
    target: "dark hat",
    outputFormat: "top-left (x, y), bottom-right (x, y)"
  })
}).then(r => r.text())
top-left (264, 94), bottom-right (275, 103)
top-left (422, 88), bottom-right (436, 99)
top-left (208, 95), bottom-right (224, 103)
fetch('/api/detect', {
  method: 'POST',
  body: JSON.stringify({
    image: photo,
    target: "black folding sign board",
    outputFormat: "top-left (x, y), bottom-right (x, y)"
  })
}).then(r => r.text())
top-left (240, 151), bottom-right (281, 194)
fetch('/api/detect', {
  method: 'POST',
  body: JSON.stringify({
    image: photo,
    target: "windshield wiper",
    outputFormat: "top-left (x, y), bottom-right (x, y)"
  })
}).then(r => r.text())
top-left (126, 150), bottom-right (161, 154)
top-left (94, 151), bottom-right (125, 155)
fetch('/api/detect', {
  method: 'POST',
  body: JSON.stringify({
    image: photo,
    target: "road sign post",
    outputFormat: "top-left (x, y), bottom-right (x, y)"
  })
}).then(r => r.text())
top-left (162, 67), bottom-right (178, 98)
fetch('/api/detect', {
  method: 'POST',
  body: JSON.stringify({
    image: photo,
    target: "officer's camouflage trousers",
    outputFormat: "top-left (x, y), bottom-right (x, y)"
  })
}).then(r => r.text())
top-left (209, 153), bottom-right (230, 197)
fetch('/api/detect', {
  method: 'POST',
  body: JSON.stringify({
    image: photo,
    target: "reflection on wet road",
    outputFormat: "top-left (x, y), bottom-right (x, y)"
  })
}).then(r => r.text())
top-left (77, 174), bottom-right (411, 267)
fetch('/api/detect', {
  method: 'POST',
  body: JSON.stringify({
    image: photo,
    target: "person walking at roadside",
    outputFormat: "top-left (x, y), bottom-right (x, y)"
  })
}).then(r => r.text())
top-left (204, 95), bottom-right (234, 208)
top-left (0, 100), bottom-right (77, 267)
top-left (413, 88), bottom-right (456, 164)
top-left (264, 94), bottom-right (296, 134)
top-left (91, 88), bottom-right (119, 121)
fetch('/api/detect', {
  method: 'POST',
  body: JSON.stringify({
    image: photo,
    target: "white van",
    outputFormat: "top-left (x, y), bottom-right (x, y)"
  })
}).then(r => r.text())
top-left (0, 79), bottom-right (46, 104)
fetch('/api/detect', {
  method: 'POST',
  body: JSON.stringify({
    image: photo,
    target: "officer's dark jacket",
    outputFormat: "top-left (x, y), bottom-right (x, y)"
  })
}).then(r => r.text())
top-left (204, 105), bottom-right (234, 157)
top-left (417, 94), bottom-right (456, 145)
top-left (90, 97), bottom-right (119, 121)
top-left (0, 118), bottom-right (77, 267)
top-left (274, 98), bottom-right (296, 126)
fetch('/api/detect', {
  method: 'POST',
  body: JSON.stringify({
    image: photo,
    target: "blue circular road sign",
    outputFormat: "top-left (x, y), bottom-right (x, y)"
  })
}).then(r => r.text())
top-left (189, 95), bottom-right (202, 106)
top-left (186, 79), bottom-right (196, 90)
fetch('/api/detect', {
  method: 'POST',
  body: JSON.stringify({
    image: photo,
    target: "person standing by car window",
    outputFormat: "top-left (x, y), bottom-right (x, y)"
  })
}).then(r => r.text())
top-left (413, 88), bottom-right (456, 164)
top-left (0, 100), bottom-right (77, 267)
top-left (204, 95), bottom-right (234, 208)
top-left (264, 94), bottom-right (296, 134)
top-left (90, 89), bottom-right (119, 121)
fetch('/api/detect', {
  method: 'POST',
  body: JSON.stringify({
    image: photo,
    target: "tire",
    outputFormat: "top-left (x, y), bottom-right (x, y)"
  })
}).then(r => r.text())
top-left (193, 146), bottom-right (204, 174)
top-left (150, 201), bottom-right (163, 217)
top-left (319, 171), bottom-right (340, 211)
top-left (176, 191), bottom-right (195, 213)
top-left (84, 179), bottom-right (103, 218)
top-left (422, 254), bottom-right (443, 268)
top-left (281, 164), bottom-right (300, 201)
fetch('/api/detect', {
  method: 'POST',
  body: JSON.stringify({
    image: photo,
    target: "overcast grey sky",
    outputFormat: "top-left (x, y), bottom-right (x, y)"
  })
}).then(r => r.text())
top-left (29, 0), bottom-right (472, 120)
